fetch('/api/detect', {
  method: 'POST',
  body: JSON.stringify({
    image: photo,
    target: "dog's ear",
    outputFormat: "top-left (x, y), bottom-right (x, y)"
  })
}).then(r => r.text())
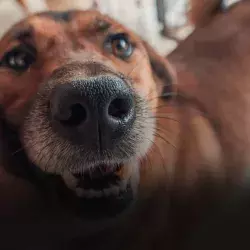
top-left (187, 0), bottom-right (242, 28)
top-left (188, 0), bottom-right (222, 27)
top-left (142, 40), bottom-right (177, 99)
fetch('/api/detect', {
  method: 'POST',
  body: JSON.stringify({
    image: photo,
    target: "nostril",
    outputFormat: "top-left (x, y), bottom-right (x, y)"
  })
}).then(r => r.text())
top-left (58, 103), bottom-right (87, 127)
top-left (108, 98), bottom-right (133, 119)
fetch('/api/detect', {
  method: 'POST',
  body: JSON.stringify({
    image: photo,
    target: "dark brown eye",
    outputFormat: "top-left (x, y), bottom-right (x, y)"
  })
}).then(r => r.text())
top-left (104, 33), bottom-right (133, 59)
top-left (0, 44), bottom-right (36, 72)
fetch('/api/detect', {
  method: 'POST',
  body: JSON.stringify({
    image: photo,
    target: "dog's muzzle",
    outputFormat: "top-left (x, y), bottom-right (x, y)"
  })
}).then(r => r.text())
top-left (22, 63), bottom-right (154, 218)
top-left (46, 74), bottom-right (137, 218)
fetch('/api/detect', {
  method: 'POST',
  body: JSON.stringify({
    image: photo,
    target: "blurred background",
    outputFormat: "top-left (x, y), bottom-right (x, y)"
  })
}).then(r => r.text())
top-left (0, 0), bottom-right (193, 55)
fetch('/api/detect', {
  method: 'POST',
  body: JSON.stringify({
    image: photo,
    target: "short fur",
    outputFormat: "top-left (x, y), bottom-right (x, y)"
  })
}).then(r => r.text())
top-left (1, 4), bottom-right (250, 249)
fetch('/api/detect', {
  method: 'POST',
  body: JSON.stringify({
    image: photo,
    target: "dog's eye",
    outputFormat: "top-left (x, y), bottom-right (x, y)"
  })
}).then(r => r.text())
top-left (0, 45), bottom-right (36, 72)
top-left (104, 33), bottom-right (133, 59)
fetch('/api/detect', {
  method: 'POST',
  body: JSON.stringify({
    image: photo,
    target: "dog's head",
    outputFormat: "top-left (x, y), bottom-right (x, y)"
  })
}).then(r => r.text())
top-left (0, 10), bottom-right (176, 219)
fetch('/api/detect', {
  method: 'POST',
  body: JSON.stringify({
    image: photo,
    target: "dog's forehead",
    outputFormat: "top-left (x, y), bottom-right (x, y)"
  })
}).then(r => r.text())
top-left (27, 10), bottom-right (111, 34)
top-left (0, 10), bottom-right (124, 47)
top-left (36, 10), bottom-right (74, 22)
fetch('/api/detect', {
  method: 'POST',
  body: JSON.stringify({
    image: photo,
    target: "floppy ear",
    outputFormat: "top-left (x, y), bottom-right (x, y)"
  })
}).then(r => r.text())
top-left (142, 40), bottom-right (177, 99)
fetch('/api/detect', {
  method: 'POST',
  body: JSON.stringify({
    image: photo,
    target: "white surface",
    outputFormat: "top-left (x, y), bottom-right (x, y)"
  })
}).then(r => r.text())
top-left (165, 0), bottom-right (188, 28)
top-left (23, 0), bottom-right (48, 12)
top-left (0, 0), bottom-right (26, 38)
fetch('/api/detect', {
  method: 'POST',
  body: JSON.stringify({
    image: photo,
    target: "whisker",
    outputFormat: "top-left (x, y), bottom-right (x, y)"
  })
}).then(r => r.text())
top-left (152, 140), bottom-right (167, 172)
top-left (154, 131), bottom-right (177, 150)
top-left (43, 142), bottom-right (56, 173)
top-left (139, 157), bottom-right (145, 170)
top-left (127, 52), bottom-right (148, 78)
top-left (156, 123), bottom-right (180, 136)
top-left (148, 138), bottom-right (166, 169)
top-left (35, 140), bottom-right (55, 171)
top-left (151, 104), bottom-right (173, 110)
top-left (11, 147), bottom-right (24, 156)
top-left (55, 142), bottom-right (70, 175)
top-left (136, 114), bottom-right (180, 123)
top-left (155, 127), bottom-right (176, 145)
top-left (150, 116), bottom-right (180, 123)
top-left (150, 102), bottom-right (180, 110)
top-left (144, 147), bottom-right (153, 171)
top-left (146, 92), bottom-right (177, 105)
top-left (117, 144), bottom-right (131, 159)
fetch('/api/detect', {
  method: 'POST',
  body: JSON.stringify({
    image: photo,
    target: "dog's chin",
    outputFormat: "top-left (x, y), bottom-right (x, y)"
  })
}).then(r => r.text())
top-left (46, 161), bottom-right (140, 220)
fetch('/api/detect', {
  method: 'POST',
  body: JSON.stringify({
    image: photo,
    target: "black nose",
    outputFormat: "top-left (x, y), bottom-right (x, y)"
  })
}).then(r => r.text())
top-left (50, 75), bottom-right (135, 149)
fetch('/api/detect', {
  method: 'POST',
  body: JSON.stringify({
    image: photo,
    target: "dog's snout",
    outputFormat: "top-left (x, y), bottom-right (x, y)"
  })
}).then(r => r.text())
top-left (50, 75), bottom-right (135, 149)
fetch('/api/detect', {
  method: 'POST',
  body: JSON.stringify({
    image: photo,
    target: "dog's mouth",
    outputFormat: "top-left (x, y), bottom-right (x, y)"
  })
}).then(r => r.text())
top-left (56, 162), bottom-right (136, 219)
top-left (73, 164), bottom-right (128, 198)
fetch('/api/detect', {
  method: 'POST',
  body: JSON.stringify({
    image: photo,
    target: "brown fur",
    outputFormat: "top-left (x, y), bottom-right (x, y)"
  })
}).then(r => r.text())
top-left (167, 2), bottom-right (250, 248)
top-left (188, 0), bottom-right (223, 27)
top-left (169, 0), bottom-right (250, 183)
top-left (1, 3), bottom-right (250, 249)
top-left (0, 10), bottom-right (179, 249)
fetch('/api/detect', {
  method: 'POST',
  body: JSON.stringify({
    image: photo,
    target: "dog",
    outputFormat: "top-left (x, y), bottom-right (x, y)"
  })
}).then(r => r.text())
top-left (2, 3), bottom-right (250, 249)
top-left (0, 9), bottom-right (183, 249)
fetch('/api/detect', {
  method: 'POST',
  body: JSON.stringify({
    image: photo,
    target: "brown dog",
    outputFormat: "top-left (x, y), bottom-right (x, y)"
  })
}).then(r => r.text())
top-left (2, 3), bottom-right (250, 249)
top-left (0, 9), bottom-right (182, 249)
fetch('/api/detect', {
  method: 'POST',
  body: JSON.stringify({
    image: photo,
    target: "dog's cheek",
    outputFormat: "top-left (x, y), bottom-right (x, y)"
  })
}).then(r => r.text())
top-left (0, 84), bottom-right (36, 125)
top-left (130, 64), bottom-right (158, 99)
top-left (3, 85), bottom-right (43, 125)
top-left (4, 97), bottom-right (33, 125)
